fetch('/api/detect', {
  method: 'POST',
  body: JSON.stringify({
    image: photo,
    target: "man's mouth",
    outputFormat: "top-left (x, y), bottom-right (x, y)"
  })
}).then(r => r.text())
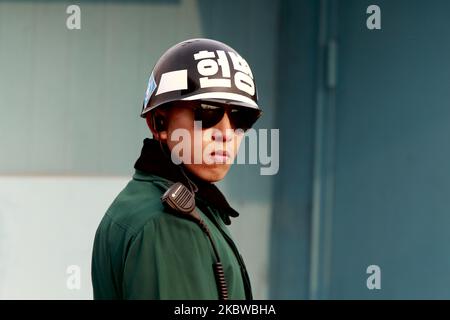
top-left (209, 150), bottom-right (231, 163)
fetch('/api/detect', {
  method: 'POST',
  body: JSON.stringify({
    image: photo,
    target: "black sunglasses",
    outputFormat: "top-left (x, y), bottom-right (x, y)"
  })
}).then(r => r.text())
top-left (179, 101), bottom-right (262, 132)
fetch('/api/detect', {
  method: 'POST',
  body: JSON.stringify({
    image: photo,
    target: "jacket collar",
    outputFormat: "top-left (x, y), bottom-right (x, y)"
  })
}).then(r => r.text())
top-left (132, 138), bottom-right (240, 225)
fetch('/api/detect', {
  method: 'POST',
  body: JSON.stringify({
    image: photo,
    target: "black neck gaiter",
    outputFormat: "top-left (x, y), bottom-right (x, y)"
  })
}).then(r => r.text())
top-left (134, 138), bottom-right (239, 225)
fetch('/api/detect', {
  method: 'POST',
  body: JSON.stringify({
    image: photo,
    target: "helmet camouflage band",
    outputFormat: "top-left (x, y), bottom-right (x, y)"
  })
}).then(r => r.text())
top-left (141, 38), bottom-right (260, 118)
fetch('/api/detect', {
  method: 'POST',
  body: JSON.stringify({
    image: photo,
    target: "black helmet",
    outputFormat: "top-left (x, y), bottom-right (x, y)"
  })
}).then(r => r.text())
top-left (141, 38), bottom-right (260, 118)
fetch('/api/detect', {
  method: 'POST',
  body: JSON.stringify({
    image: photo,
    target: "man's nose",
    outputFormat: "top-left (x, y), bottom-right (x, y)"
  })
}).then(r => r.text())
top-left (211, 112), bottom-right (233, 142)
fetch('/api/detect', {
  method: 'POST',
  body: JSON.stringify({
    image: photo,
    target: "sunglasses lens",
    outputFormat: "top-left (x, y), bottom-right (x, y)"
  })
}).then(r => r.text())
top-left (228, 107), bottom-right (262, 131)
top-left (195, 104), bottom-right (225, 128)
top-left (193, 103), bottom-right (262, 131)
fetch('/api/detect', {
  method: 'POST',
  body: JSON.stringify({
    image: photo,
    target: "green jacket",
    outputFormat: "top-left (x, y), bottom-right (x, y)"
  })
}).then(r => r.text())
top-left (91, 170), bottom-right (252, 299)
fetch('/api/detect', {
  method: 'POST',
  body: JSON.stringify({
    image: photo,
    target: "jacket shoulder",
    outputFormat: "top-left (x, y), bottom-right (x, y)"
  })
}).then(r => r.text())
top-left (103, 177), bottom-right (168, 236)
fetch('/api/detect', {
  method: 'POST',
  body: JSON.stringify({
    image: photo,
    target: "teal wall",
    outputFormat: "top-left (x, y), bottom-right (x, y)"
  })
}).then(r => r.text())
top-left (0, 0), bottom-right (201, 174)
top-left (330, 0), bottom-right (450, 299)
top-left (269, 0), bottom-right (319, 299)
top-left (270, 0), bottom-right (450, 299)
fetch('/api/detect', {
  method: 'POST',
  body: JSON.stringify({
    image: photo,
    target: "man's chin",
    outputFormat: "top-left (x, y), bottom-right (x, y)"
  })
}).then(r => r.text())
top-left (184, 163), bottom-right (231, 183)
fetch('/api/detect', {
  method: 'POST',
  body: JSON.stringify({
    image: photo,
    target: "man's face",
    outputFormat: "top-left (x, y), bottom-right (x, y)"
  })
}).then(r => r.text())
top-left (161, 102), bottom-right (244, 182)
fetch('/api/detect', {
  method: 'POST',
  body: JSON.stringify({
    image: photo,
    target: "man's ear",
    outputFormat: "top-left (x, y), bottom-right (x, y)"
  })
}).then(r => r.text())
top-left (146, 112), bottom-right (168, 141)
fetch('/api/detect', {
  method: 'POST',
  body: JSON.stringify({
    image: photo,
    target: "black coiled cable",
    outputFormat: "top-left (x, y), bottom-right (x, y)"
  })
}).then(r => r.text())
top-left (197, 218), bottom-right (229, 300)
top-left (213, 262), bottom-right (228, 300)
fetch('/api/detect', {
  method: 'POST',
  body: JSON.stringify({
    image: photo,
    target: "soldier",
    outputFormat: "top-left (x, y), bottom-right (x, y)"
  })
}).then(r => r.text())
top-left (91, 38), bottom-right (262, 299)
